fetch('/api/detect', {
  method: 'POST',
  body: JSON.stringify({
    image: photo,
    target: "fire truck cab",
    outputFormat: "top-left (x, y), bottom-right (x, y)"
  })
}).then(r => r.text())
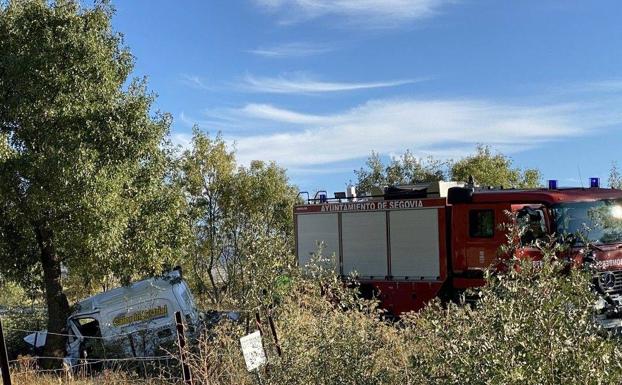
top-left (295, 181), bottom-right (622, 317)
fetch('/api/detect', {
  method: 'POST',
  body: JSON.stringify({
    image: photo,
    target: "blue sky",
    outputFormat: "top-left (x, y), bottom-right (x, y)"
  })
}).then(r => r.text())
top-left (111, 0), bottom-right (622, 194)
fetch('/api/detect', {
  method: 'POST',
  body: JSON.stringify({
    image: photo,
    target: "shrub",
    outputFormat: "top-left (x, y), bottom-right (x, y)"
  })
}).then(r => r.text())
top-left (403, 255), bottom-right (622, 384)
top-left (189, 233), bottom-right (622, 385)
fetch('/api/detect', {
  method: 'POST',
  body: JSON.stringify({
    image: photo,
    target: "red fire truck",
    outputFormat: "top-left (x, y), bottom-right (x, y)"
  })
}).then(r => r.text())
top-left (294, 180), bottom-right (622, 321)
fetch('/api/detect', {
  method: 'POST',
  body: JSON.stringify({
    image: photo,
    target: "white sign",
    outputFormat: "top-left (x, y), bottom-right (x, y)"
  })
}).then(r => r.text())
top-left (240, 331), bottom-right (267, 371)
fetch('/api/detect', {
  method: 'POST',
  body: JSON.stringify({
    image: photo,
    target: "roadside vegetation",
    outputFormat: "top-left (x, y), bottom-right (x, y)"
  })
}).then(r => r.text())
top-left (182, 229), bottom-right (622, 385)
top-left (16, 228), bottom-right (622, 385)
top-left (12, 232), bottom-right (621, 385)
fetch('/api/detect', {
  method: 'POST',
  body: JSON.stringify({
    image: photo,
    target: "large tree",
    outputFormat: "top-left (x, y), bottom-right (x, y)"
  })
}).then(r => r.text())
top-left (355, 145), bottom-right (541, 193)
top-left (0, 0), bottom-right (188, 361)
top-left (355, 150), bottom-right (446, 196)
top-left (451, 145), bottom-right (541, 188)
top-left (181, 130), bottom-right (298, 308)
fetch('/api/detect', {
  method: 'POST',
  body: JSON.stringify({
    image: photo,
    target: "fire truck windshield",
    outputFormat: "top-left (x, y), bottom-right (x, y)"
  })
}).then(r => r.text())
top-left (551, 200), bottom-right (622, 245)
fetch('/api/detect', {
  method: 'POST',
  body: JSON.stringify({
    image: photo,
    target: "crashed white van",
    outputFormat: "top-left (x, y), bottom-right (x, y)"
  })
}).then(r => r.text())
top-left (26, 269), bottom-right (201, 365)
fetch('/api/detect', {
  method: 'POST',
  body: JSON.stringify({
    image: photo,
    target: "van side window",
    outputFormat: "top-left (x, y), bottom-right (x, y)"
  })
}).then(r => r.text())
top-left (469, 209), bottom-right (495, 238)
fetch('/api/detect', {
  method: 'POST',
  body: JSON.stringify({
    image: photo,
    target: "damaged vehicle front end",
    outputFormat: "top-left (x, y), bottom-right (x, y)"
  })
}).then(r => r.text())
top-left (25, 269), bottom-right (203, 366)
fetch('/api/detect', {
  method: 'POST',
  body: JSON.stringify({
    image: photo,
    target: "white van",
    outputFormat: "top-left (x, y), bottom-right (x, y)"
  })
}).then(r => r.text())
top-left (26, 269), bottom-right (201, 365)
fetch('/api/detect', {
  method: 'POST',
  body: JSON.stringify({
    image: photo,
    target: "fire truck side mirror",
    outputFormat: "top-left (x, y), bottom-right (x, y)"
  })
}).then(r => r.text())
top-left (448, 187), bottom-right (474, 204)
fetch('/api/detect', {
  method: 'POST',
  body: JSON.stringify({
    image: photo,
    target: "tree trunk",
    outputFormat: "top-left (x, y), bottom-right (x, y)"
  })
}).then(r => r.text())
top-left (35, 224), bottom-right (70, 368)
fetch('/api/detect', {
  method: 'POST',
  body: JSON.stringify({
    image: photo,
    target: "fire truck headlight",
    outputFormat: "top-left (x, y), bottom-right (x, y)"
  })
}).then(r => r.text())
top-left (594, 297), bottom-right (607, 312)
top-left (611, 205), bottom-right (622, 219)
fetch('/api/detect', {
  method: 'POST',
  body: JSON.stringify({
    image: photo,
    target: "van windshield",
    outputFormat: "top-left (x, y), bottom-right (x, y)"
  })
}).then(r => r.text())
top-left (551, 200), bottom-right (622, 244)
top-left (178, 283), bottom-right (197, 312)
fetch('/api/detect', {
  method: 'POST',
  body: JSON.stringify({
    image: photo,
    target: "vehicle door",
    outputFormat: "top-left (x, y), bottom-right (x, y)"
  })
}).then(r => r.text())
top-left (67, 311), bottom-right (104, 360)
top-left (511, 204), bottom-right (548, 261)
top-left (452, 203), bottom-right (509, 272)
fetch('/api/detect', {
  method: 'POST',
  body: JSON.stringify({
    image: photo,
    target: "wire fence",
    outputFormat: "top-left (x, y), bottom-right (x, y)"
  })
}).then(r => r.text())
top-left (0, 310), bottom-right (192, 385)
top-left (5, 325), bottom-right (182, 340)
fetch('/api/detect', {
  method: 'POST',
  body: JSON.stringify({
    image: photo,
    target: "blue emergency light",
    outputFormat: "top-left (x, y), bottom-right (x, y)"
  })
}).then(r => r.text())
top-left (548, 180), bottom-right (558, 189)
top-left (590, 177), bottom-right (600, 188)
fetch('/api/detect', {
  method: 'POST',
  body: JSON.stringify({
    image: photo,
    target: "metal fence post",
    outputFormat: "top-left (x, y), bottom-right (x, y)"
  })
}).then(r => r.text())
top-left (267, 312), bottom-right (281, 357)
top-left (0, 317), bottom-right (12, 385)
top-left (254, 312), bottom-right (263, 335)
top-left (175, 311), bottom-right (192, 385)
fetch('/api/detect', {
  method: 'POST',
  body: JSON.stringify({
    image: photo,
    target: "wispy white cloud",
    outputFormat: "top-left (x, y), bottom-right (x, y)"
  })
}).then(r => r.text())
top-left (178, 111), bottom-right (225, 129)
top-left (248, 42), bottom-right (334, 58)
top-left (215, 98), bottom-right (598, 167)
top-left (180, 74), bottom-right (214, 91)
top-left (254, 0), bottom-right (454, 27)
top-left (239, 73), bottom-right (423, 94)
top-left (178, 111), bottom-right (254, 135)
top-left (239, 104), bottom-right (331, 124)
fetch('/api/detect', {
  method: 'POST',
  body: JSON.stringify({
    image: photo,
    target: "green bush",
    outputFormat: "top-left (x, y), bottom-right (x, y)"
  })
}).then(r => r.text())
top-left (403, 257), bottom-right (622, 384)
top-left (189, 239), bottom-right (622, 385)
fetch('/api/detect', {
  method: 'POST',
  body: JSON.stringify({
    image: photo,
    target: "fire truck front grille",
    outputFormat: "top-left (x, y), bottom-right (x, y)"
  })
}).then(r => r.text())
top-left (597, 270), bottom-right (622, 294)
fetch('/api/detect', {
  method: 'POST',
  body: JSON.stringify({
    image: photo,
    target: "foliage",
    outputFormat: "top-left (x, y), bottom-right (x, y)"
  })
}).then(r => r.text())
top-left (180, 129), bottom-right (236, 304)
top-left (404, 240), bottom-right (622, 384)
top-left (186, 231), bottom-right (622, 385)
top-left (451, 144), bottom-right (541, 188)
top-left (222, 222), bottom-right (297, 311)
top-left (0, 282), bottom-right (35, 308)
top-left (181, 129), bottom-right (299, 309)
top-left (187, 254), bottom-right (397, 385)
top-left (355, 150), bottom-right (447, 195)
top-left (609, 161), bottom-right (622, 189)
top-left (355, 145), bottom-right (541, 195)
top-left (5, 223), bottom-right (622, 384)
top-left (0, 0), bottom-right (189, 359)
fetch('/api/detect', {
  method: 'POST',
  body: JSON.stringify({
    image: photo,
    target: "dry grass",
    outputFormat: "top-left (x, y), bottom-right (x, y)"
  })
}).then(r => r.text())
top-left (9, 356), bottom-right (181, 385)
top-left (11, 371), bottom-right (180, 385)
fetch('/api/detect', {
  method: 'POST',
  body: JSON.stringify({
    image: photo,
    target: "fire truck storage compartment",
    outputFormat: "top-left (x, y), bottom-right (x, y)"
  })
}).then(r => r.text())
top-left (296, 213), bottom-right (339, 270)
top-left (342, 211), bottom-right (388, 278)
top-left (389, 209), bottom-right (440, 279)
top-left (296, 205), bottom-right (442, 280)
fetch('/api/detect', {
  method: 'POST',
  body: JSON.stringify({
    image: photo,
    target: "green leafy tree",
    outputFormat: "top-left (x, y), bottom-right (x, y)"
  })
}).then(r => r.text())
top-left (451, 144), bottom-right (541, 188)
top-left (181, 129), bottom-right (236, 304)
top-left (355, 145), bottom-right (540, 195)
top-left (0, 0), bottom-right (188, 361)
top-left (225, 160), bottom-right (298, 310)
top-left (181, 130), bottom-right (298, 309)
top-left (355, 150), bottom-right (446, 195)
